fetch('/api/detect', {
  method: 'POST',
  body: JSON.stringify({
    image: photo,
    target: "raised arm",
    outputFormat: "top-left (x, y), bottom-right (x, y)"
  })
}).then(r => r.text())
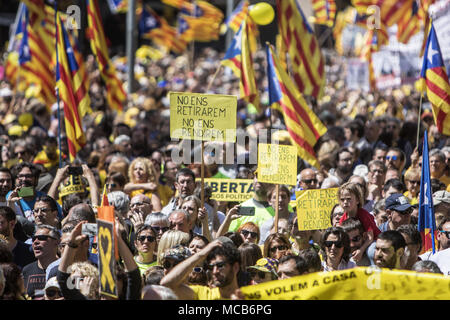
top-left (215, 205), bottom-right (240, 239)
top-left (160, 240), bottom-right (222, 300)
top-left (48, 165), bottom-right (69, 200)
top-left (82, 164), bottom-right (99, 208)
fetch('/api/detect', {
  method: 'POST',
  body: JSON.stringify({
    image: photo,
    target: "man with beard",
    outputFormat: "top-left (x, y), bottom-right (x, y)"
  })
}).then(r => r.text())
top-left (161, 239), bottom-right (240, 299)
top-left (22, 224), bottom-right (60, 299)
top-left (385, 147), bottom-right (406, 174)
top-left (366, 160), bottom-right (386, 203)
top-left (0, 167), bottom-right (13, 206)
top-left (328, 147), bottom-right (355, 185)
top-left (373, 230), bottom-right (406, 269)
top-left (227, 170), bottom-right (274, 232)
top-left (7, 162), bottom-right (62, 239)
top-left (341, 218), bottom-right (372, 266)
top-left (0, 206), bottom-right (35, 268)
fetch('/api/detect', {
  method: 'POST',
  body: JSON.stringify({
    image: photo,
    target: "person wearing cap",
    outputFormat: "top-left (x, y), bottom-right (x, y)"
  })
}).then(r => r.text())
top-left (247, 257), bottom-right (278, 284)
top-left (432, 191), bottom-right (450, 229)
top-left (44, 276), bottom-right (63, 300)
top-left (161, 239), bottom-right (241, 300)
top-left (379, 193), bottom-right (413, 232)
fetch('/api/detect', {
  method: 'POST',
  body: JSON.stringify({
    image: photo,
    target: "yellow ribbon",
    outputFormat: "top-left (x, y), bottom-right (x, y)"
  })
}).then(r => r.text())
top-left (98, 226), bottom-right (116, 293)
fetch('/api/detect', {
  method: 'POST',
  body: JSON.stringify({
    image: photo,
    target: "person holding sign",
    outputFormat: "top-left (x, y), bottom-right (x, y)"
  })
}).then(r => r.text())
top-left (259, 185), bottom-right (295, 245)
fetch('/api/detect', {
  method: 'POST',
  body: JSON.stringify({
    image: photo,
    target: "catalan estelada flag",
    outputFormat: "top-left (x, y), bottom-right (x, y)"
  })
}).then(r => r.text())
top-left (311, 0), bottom-right (336, 27)
top-left (266, 44), bottom-right (327, 169)
top-left (418, 131), bottom-right (437, 254)
top-left (419, 23), bottom-right (450, 136)
top-left (225, 0), bottom-right (249, 32)
top-left (86, 0), bottom-right (126, 113)
top-left (138, 5), bottom-right (173, 50)
top-left (221, 20), bottom-right (259, 110)
top-left (396, 0), bottom-right (421, 44)
top-left (351, 0), bottom-right (412, 27)
top-left (55, 13), bottom-right (91, 162)
top-left (277, 0), bottom-right (325, 99)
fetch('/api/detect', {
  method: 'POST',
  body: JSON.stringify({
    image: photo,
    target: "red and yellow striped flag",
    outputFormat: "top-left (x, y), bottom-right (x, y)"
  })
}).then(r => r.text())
top-left (397, 0), bottom-right (421, 44)
top-left (86, 0), bottom-right (126, 113)
top-left (419, 23), bottom-right (450, 135)
top-left (266, 45), bottom-right (327, 169)
top-left (226, 0), bottom-right (250, 32)
top-left (277, 0), bottom-right (325, 99)
top-left (311, 0), bottom-right (336, 27)
top-left (56, 13), bottom-right (91, 161)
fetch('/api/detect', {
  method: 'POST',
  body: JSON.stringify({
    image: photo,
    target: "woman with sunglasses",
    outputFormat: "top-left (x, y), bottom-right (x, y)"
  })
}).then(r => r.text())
top-left (187, 235), bottom-right (210, 286)
top-left (263, 233), bottom-right (291, 260)
top-left (145, 212), bottom-right (170, 244)
top-left (237, 222), bottom-right (260, 244)
top-left (105, 172), bottom-right (127, 194)
top-left (134, 225), bottom-right (158, 276)
top-left (320, 227), bottom-right (355, 272)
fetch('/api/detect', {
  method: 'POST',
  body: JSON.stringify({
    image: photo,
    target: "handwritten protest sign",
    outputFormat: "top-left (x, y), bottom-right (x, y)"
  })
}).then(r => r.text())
top-left (257, 143), bottom-right (297, 186)
top-left (169, 92), bottom-right (237, 142)
top-left (240, 267), bottom-right (450, 300)
top-left (197, 178), bottom-right (254, 202)
top-left (296, 188), bottom-right (338, 231)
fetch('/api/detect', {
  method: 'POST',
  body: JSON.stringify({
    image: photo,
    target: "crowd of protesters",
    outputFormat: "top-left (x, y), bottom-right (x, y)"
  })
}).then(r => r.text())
top-left (0, 42), bottom-right (449, 300)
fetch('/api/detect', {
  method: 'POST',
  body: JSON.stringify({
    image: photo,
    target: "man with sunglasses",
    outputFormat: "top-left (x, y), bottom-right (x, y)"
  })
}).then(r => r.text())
top-left (341, 218), bottom-right (372, 266)
top-left (384, 148), bottom-right (406, 173)
top-left (379, 193), bottom-right (412, 232)
top-left (420, 218), bottom-right (450, 275)
top-left (298, 168), bottom-right (319, 191)
top-left (161, 239), bottom-right (240, 300)
top-left (22, 224), bottom-right (60, 299)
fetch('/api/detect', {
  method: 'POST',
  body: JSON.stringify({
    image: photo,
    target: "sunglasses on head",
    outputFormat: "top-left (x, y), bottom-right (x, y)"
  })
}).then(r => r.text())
top-left (206, 261), bottom-right (227, 271)
top-left (269, 245), bottom-right (288, 253)
top-left (241, 229), bottom-right (258, 239)
top-left (45, 288), bottom-right (62, 298)
top-left (324, 240), bottom-right (343, 248)
top-left (32, 235), bottom-right (56, 242)
top-left (137, 235), bottom-right (155, 243)
top-left (163, 260), bottom-right (180, 269)
top-left (151, 226), bottom-right (169, 233)
top-left (386, 155), bottom-right (398, 161)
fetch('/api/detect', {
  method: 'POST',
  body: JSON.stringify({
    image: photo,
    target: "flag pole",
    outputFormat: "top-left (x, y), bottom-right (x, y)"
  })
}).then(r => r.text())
top-left (54, 2), bottom-right (63, 168)
top-left (416, 94), bottom-right (423, 149)
top-left (274, 184), bottom-right (279, 233)
top-left (206, 64), bottom-right (222, 92)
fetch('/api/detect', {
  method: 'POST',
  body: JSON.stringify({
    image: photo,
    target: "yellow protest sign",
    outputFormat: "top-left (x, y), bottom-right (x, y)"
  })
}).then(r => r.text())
top-left (257, 143), bottom-right (297, 185)
top-left (197, 178), bottom-right (254, 202)
top-left (169, 92), bottom-right (237, 142)
top-left (240, 267), bottom-right (450, 300)
top-left (97, 219), bottom-right (118, 299)
top-left (295, 188), bottom-right (338, 231)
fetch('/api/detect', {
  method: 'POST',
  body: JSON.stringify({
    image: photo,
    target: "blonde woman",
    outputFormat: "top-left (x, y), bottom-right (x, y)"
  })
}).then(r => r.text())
top-left (124, 157), bottom-right (162, 211)
top-left (156, 230), bottom-right (190, 266)
top-left (67, 262), bottom-right (100, 300)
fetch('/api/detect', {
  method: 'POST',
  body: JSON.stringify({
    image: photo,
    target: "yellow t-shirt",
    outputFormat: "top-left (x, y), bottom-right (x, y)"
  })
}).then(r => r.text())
top-left (403, 191), bottom-right (418, 205)
top-left (189, 285), bottom-right (224, 300)
top-left (157, 184), bottom-right (174, 207)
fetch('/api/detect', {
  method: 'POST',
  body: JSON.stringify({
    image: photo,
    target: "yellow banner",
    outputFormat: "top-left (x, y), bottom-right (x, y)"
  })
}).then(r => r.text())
top-left (295, 188), bottom-right (338, 231)
top-left (169, 92), bottom-right (237, 142)
top-left (257, 143), bottom-right (297, 185)
top-left (197, 178), bottom-right (254, 202)
top-left (240, 267), bottom-right (450, 300)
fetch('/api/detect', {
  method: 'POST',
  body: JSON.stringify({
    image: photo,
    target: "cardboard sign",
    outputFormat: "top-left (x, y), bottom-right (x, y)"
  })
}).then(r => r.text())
top-left (169, 92), bottom-right (237, 142)
top-left (240, 267), bottom-right (450, 300)
top-left (257, 143), bottom-right (297, 186)
top-left (97, 218), bottom-right (118, 298)
top-left (197, 178), bottom-right (254, 202)
top-left (296, 188), bottom-right (338, 231)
